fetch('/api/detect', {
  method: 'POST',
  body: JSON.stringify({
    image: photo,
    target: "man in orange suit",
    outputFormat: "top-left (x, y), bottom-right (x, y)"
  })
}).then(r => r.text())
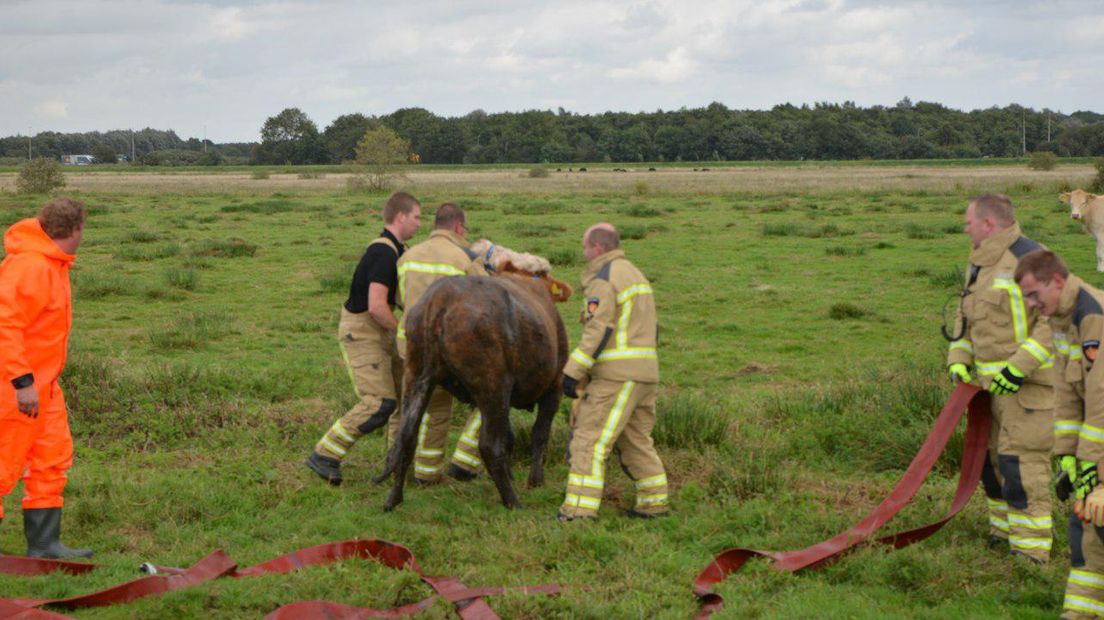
top-left (0, 197), bottom-right (92, 558)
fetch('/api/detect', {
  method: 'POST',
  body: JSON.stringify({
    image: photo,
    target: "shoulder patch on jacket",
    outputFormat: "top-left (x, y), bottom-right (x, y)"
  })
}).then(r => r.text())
top-left (1074, 287), bottom-right (1104, 330)
top-left (595, 261), bottom-right (612, 282)
top-left (1009, 236), bottom-right (1042, 259)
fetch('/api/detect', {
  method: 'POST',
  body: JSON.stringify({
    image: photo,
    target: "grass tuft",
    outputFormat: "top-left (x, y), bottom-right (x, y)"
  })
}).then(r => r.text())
top-left (147, 311), bottom-right (236, 350)
top-left (191, 238), bottom-right (258, 258)
top-left (828, 302), bottom-right (873, 320)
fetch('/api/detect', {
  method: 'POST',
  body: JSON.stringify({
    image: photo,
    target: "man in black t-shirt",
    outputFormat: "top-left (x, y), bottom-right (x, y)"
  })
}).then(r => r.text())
top-left (306, 192), bottom-right (422, 486)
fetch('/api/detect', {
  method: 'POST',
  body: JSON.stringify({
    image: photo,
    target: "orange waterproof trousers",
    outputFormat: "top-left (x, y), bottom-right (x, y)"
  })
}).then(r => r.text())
top-left (0, 381), bottom-right (72, 519)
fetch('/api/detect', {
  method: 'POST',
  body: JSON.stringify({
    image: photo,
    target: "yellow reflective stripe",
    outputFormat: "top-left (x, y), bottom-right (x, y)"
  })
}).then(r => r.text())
top-left (949, 339), bottom-right (974, 354)
top-left (564, 493), bottom-right (601, 510)
top-left (992, 278), bottom-right (1028, 343)
top-left (1055, 338), bottom-right (1071, 355)
top-left (320, 436), bottom-right (347, 456)
top-left (617, 298), bottom-right (633, 349)
top-left (1007, 513), bottom-right (1052, 530)
top-left (616, 283), bottom-right (653, 304)
top-left (1073, 348), bottom-right (1085, 361)
top-left (1082, 423), bottom-right (1104, 445)
top-left (597, 348), bottom-right (658, 361)
top-left (636, 474), bottom-right (667, 490)
top-left (568, 473), bottom-right (604, 489)
top-left (1072, 570), bottom-right (1104, 590)
top-left (397, 261), bottom-right (465, 305)
top-left (570, 348), bottom-right (595, 369)
top-left (456, 413), bottom-right (481, 450)
top-left (1056, 421), bottom-right (1083, 436)
top-left (415, 410), bottom-right (433, 458)
top-left (453, 450), bottom-right (482, 467)
top-left (1066, 594), bottom-right (1104, 616)
top-left (417, 448), bottom-right (444, 457)
top-left (1008, 536), bottom-right (1052, 550)
top-left (397, 326), bottom-right (406, 341)
top-left (1021, 338), bottom-right (1053, 364)
top-left (415, 464), bottom-right (442, 475)
top-left (591, 381), bottom-right (635, 481)
top-left (635, 494), bottom-right (668, 506)
top-left (990, 517), bottom-right (1009, 532)
top-left (975, 360), bottom-right (1005, 376)
top-left (331, 421), bottom-right (356, 443)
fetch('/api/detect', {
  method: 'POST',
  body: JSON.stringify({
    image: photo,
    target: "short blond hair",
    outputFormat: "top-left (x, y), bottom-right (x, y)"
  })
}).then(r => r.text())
top-left (972, 194), bottom-right (1015, 227)
top-left (37, 197), bottom-right (86, 239)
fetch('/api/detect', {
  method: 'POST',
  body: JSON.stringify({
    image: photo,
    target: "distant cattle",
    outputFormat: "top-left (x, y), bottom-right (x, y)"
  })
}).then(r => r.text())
top-left (1061, 189), bottom-right (1104, 271)
top-left (648, 167), bottom-right (656, 172)
top-left (377, 247), bottom-right (572, 510)
top-left (578, 167), bottom-right (587, 172)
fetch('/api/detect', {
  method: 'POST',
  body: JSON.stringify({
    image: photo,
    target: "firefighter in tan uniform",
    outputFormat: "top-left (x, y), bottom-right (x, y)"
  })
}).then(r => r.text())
top-left (946, 194), bottom-right (1056, 562)
top-left (305, 192), bottom-right (422, 486)
top-left (396, 203), bottom-right (488, 484)
top-left (1015, 250), bottom-right (1104, 618)
top-left (559, 223), bottom-right (668, 520)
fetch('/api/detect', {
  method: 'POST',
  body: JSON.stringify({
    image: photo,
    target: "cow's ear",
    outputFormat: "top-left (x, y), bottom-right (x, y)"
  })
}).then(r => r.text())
top-left (548, 276), bottom-right (573, 302)
top-left (500, 260), bottom-right (519, 273)
top-left (1060, 192), bottom-right (1071, 201)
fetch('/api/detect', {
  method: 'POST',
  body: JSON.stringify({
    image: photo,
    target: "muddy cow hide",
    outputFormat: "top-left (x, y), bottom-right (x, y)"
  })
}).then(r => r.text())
top-left (376, 271), bottom-right (570, 510)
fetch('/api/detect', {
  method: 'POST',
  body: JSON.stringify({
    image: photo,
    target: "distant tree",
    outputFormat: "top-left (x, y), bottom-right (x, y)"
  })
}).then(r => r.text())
top-left (16, 158), bottom-right (65, 194)
top-left (353, 126), bottom-right (410, 190)
top-left (90, 144), bottom-right (117, 164)
top-left (322, 113), bottom-right (376, 163)
top-left (255, 107), bottom-right (324, 164)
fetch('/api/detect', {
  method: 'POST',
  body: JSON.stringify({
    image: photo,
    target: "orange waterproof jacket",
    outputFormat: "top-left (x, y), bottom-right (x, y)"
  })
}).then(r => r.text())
top-left (0, 218), bottom-right (75, 406)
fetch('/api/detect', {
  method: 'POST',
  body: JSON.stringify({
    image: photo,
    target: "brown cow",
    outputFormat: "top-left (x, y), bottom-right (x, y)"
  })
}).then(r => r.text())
top-left (1061, 189), bottom-right (1104, 271)
top-left (377, 268), bottom-right (571, 510)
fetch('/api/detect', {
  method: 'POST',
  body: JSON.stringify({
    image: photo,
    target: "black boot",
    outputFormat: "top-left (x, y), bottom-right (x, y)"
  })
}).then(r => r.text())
top-left (305, 451), bottom-right (343, 486)
top-left (447, 463), bottom-right (478, 482)
top-left (24, 508), bottom-right (93, 559)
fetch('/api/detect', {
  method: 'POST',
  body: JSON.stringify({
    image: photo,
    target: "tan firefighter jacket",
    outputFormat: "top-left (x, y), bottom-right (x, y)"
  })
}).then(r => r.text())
top-left (1048, 274), bottom-right (1104, 462)
top-left (396, 230), bottom-right (486, 356)
top-left (947, 223), bottom-right (1055, 408)
top-left (563, 249), bottom-right (659, 384)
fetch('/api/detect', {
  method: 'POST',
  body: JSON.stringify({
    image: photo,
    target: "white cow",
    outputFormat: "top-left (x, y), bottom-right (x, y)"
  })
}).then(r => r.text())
top-left (1062, 189), bottom-right (1104, 272)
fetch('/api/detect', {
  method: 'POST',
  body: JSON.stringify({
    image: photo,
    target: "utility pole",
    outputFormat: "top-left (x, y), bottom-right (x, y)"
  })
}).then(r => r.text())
top-left (1047, 113), bottom-right (1051, 143)
top-left (203, 125), bottom-right (207, 153)
top-left (27, 129), bottom-right (31, 160)
top-left (131, 130), bottom-right (135, 163)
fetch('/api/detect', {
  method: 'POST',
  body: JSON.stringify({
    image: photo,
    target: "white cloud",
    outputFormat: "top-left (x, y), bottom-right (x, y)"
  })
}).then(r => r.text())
top-left (0, 0), bottom-right (1101, 141)
top-left (609, 47), bottom-right (699, 84)
top-left (34, 99), bottom-right (68, 120)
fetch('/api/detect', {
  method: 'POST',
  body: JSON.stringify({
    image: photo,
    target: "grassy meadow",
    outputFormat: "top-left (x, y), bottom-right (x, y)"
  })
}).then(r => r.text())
top-left (0, 162), bottom-right (1101, 618)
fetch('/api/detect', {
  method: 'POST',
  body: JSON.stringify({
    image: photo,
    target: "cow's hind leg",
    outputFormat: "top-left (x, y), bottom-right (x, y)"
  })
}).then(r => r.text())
top-left (478, 386), bottom-right (522, 509)
top-left (380, 378), bottom-right (434, 512)
top-left (1096, 236), bottom-right (1104, 272)
top-left (527, 388), bottom-right (561, 488)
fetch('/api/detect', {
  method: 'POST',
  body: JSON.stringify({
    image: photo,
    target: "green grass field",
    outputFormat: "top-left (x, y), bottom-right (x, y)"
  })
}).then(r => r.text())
top-left (0, 163), bottom-right (1101, 618)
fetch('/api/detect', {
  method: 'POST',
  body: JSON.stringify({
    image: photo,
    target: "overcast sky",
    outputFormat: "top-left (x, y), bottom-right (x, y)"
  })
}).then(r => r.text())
top-left (1, 0), bottom-right (1101, 143)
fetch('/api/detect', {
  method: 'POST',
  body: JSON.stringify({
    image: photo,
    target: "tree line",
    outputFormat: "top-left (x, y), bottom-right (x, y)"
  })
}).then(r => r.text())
top-left (3, 100), bottom-right (1103, 166)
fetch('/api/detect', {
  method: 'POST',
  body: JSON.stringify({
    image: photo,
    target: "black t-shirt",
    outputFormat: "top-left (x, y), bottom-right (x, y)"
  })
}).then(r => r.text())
top-left (344, 229), bottom-right (404, 313)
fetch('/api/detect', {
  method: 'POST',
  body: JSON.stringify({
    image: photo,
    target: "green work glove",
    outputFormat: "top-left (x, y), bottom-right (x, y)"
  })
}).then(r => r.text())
top-left (1075, 461), bottom-right (1099, 500)
top-left (988, 364), bottom-right (1025, 395)
top-left (1061, 455), bottom-right (1080, 482)
top-left (948, 362), bottom-right (972, 384)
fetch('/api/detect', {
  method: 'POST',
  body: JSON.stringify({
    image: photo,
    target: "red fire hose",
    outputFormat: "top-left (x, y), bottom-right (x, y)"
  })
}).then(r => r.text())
top-left (692, 383), bottom-right (990, 617)
top-left (0, 538), bottom-right (561, 619)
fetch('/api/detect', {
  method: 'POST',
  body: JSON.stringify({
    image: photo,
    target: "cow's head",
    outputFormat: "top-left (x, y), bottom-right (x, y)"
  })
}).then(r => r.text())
top-left (500, 260), bottom-right (573, 303)
top-left (1062, 189), bottom-right (1096, 221)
